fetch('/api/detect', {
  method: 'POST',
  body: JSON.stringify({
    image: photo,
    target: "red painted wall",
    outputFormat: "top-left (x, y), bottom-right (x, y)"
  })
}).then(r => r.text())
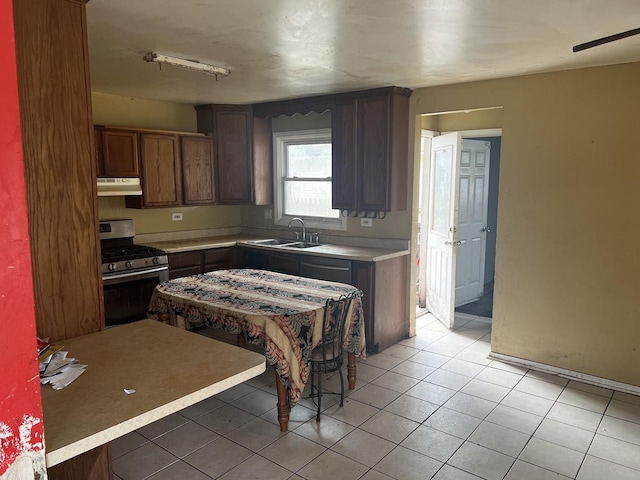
top-left (0, 0), bottom-right (46, 474)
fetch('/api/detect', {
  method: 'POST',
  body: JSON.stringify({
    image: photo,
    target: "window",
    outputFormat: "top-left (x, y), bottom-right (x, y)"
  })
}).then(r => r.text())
top-left (274, 129), bottom-right (345, 230)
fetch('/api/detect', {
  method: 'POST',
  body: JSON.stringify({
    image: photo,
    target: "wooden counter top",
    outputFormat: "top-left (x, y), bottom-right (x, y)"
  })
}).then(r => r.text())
top-left (41, 320), bottom-right (266, 467)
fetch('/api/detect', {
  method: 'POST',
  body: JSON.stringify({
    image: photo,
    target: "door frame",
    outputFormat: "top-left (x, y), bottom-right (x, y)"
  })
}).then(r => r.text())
top-left (418, 127), bottom-right (502, 328)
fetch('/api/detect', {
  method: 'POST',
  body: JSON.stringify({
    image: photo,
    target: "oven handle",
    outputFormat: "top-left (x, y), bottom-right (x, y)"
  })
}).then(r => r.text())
top-left (102, 266), bottom-right (169, 286)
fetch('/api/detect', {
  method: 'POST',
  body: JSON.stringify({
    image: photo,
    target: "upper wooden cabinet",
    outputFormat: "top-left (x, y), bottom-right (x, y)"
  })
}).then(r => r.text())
top-left (98, 128), bottom-right (139, 177)
top-left (195, 104), bottom-right (272, 205)
top-left (126, 133), bottom-right (182, 208)
top-left (332, 87), bottom-right (411, 213)
top-left (181, 135), bottom-right (215, 205)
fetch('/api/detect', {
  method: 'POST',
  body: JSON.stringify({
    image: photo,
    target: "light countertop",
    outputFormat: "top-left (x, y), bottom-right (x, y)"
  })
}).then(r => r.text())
top-left (143, 235), bottom-right (409, 262)
top-left (41, 320), bottom-right (265, 467)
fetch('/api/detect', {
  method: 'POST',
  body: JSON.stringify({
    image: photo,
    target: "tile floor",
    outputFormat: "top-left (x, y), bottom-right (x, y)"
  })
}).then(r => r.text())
top-left (112, 313), bottom-right (640, 480)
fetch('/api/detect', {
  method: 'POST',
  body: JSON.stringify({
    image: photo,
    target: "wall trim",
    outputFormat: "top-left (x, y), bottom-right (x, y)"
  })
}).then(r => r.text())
top-left (489, 352), bottom-right (640, 397)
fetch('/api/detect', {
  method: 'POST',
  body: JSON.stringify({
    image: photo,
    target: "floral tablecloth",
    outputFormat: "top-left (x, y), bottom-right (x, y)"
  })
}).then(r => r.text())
top-left (147, 269), bottom-right (365, 405)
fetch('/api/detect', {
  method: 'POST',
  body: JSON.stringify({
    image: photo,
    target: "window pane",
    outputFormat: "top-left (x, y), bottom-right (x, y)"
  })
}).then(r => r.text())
top-left (287, 143), bottom-right (332, 178)
top-left (284, 180), bottom-right (339, 218)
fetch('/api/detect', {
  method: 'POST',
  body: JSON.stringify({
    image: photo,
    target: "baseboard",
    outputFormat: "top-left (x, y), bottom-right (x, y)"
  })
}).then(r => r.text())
top-left (488, 352), bottom-right (640, 397)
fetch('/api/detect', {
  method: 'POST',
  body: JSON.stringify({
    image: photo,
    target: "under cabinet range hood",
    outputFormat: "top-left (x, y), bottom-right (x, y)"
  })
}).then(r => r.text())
top-left (96, 177), bottom-right (142, 196)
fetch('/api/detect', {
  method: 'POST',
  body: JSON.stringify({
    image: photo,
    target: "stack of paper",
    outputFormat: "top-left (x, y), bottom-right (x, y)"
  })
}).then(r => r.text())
top-left (37, 338), bottom-right (87, 390)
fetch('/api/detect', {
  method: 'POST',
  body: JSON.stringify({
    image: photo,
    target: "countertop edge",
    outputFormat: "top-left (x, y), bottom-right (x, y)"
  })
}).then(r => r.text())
top-left (144, 236), bottom-right (410, 262)
top-left (45, 362), bottom-right (265, 467)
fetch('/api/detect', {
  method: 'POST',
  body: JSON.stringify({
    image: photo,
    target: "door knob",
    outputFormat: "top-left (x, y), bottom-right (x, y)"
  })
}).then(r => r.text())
top-left (481, 226), bottom-right (491, 233)
top-left (445, 240), bottom-right (464, 247)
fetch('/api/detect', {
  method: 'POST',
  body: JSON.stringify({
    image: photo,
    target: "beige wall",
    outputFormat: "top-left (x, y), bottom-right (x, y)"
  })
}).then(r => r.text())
top-left (410, 62), bottom-right (640, 386)
top-left (92, 92), bottom-right (242, 234)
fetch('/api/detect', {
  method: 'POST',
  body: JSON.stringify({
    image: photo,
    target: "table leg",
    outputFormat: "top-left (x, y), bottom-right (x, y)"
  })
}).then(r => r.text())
top-left (347, 352), bottom-right (357, 390)
top-left (274, 371), bottom-right (290, 432)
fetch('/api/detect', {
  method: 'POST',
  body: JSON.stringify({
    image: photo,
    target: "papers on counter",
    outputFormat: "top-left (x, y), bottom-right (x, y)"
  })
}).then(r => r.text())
top-left (37, 337), bottom-right (87, 390)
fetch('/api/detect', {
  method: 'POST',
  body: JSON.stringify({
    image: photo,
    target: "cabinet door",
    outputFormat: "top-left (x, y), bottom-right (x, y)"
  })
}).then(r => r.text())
top-left (268, 252), bottom-right (299, 276)
top-left (139, 133), bottom-right (182, 207)
top-left (214, 107), bottom-right (254, 204)
top-left (203, 247), bottom-right (234, 272)
top-left (331, 100), bottom-right (358, 210)
top-left (352, 262), bottom-right (376, 352)
top-left (182, 136), bottom-right (215, 205)
top-left (358, 95), bottom-right (391, 211)
top-left (168, 251), bottom-right (202, 279)
top-left (101, 130), bottom-right (139, 177)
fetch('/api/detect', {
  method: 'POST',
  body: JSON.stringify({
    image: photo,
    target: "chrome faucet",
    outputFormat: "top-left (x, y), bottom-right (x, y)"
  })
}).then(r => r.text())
top-left (287, 217), bottom-right (306, 241)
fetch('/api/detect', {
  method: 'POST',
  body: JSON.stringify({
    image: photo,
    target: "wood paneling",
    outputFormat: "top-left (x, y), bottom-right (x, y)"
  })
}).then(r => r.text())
top-left (14, 0), bottom-right (104, 342)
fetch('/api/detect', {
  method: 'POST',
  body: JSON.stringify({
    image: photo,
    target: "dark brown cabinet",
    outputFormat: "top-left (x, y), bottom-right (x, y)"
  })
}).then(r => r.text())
top-left (237, 245), bottom-right (408, 353)
top-left (353, 256), bottom-right (408, 353)
top-left (181, 135), bottom-right (215, 205)
top-left (332, 88), bottom-right (411, 213)
top-left (98, 128), bottom-right (140, 177)
top-left (195, 105), bottom-right (273, 206)
top-left (169, 248), bottom-right (234, 279)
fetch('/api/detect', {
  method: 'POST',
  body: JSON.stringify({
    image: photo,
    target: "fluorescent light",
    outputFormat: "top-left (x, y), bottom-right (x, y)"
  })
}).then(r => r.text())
top-left (143, 52), bottom-right (230, 77)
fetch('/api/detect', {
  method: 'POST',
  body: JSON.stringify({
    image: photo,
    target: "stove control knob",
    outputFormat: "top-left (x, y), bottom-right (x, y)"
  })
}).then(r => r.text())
top-left (152, 257), bottom-right (160, 264)
top-left (108, 263), bottom-right (117, 271)
top-left (125, 261), bottom-right (133, 268)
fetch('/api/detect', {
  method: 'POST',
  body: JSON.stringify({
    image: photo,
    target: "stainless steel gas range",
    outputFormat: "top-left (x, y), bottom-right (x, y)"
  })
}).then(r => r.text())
top-left (100, 219), bottom-right (169, 326)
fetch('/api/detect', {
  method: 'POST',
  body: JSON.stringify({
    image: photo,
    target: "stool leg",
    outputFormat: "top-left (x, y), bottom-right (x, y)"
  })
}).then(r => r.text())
top-left (316, 370), bottom-right (322, 422)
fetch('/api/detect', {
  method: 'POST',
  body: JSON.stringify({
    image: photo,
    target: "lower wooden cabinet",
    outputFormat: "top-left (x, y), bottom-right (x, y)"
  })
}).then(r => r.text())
top-left (169, 248), bottom-right (234, 279)
top-left (353, 256), bottom-right (408, 353)
top-left (237, 246), bottom-right (408, 353)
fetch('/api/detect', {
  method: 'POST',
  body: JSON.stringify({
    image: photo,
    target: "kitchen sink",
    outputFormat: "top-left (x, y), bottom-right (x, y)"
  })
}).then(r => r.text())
top-left (283, 241), bottom-right (320, 249)
top-left (249, 238), bottom-right (297, 246)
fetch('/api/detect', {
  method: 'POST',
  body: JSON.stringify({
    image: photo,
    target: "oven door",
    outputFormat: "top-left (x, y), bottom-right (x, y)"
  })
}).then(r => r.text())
top-left (102, 266), bottom-right (169, 327)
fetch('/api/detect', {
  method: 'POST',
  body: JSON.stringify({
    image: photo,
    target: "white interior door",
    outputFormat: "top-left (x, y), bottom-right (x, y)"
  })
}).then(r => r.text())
top-left (425, 132), bottom-right (462, 328)
top-left (455, 139), bottom-right (491, 306)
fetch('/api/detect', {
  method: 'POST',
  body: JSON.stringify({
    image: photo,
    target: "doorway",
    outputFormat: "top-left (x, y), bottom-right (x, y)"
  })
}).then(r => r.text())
top-left (417, 128), bottom-right (501, 328)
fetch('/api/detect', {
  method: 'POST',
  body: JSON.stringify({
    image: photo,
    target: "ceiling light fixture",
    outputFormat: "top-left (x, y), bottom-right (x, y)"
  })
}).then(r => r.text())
top-left (143, 52), bottom-right (230, 77)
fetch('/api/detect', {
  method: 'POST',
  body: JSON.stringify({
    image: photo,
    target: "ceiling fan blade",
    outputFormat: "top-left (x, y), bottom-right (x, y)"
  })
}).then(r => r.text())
top-left (573, 27), bottom-right (640, 52)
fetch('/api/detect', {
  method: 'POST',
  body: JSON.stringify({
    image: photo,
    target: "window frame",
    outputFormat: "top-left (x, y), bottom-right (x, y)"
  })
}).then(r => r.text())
top-left (273, 128), bottom-right (346, 231)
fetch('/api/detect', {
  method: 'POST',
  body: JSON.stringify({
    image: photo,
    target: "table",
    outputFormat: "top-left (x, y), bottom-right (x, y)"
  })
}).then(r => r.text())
top-left (41, 320), bottom-right (265, 472)
top-left (147, 268), bottom-right (366, 431)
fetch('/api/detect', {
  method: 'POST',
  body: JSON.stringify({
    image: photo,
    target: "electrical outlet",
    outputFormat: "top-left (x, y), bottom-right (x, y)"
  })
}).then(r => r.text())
top-left (361, 218), bottom-right (372, 227)
top-left (264, 208), bottom-right (273, 220)
top-left (172, 213), bottom-right (183, 221)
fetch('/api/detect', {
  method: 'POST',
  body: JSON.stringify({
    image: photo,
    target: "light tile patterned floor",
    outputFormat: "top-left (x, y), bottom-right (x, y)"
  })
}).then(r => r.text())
top-left (112, 313), bottom-right (640, 480)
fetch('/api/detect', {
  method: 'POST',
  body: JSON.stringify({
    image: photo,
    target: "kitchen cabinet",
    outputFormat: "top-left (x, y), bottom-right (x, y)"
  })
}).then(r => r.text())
top-left (332, 87), bottom-right (411, 214)
top-left (96, 127), bottom-right (139, 177)
top-left (169, 248), bottom-right (234, 279)
top-left (236, 247), bottom-right (299, 275)
top-left (236, 246), bottom-right (408, 353)
top-left (195, 105), bottom-right (273, 205)
top-left (353, 256), bottom-right (408, 353)
top-left (203, 247), bottom-right (234, 272)
top-left (126, 133), bottom-right (182, 208)
top-left (181, 135), bottom-right (215, 205)
top-left (168, 251), bottom-right (202, 280)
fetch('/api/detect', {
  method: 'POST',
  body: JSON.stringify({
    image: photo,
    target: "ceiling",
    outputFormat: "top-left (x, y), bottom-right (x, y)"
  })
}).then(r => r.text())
top-left (86, 0), bottom-right (640, 106)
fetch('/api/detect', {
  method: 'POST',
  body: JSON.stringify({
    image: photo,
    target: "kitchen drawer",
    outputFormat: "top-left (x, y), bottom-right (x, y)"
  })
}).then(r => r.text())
top-left (168, 251), bottom-right (202, 269)
top-left (203, 247), bottom-right (234, 266)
